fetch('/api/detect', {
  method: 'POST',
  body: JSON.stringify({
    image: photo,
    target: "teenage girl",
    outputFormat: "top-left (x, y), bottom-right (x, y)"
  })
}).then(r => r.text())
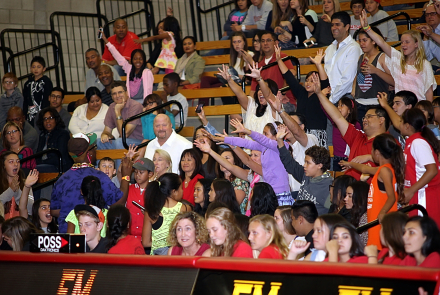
top-left (359, 10), bottom-right (436, 101)
top-left (101, 32), bottom-right (153, 104)
top-left (340, 133), bottom-right (404, 249)
top-left (31, 198), bottom-right (58, 233)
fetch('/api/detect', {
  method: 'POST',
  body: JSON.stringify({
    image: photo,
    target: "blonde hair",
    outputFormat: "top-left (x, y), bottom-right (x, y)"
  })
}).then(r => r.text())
top-left (76, 211), bottom-right (100, 224)
top-left (167, 211), bottom-right (208, 246)
top-left (207, 207), bottom-right (247, 257)
top-left (271, 0), bottom-right (293, 28)
top-left (2, 217), bottom-right (38, 251)
top-left (249, 214), bottom-right (289, 259)
top-left (277, 205), bottom-right (296, 235)
top-left (0, 202), bottom-right (4, 218)
top-left (153, 149), bottom-right (172, 176)
top-left (400, 30), bottom-right (427, 74)
top-left (333, 0), bottom-right (341, 12)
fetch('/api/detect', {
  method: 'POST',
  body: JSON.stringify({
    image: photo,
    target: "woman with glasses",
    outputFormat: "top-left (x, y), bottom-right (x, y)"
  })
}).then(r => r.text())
top-left (36, 107), bottom-right (73, 173)
top-left (0, 72), bottom-right (23, 130)
top-left (1, 121), bottom-right (36, 173)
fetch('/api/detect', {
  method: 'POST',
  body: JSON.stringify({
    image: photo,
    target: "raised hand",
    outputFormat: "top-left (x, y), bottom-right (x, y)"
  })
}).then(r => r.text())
top-left (351, 154), bottom-right (372, 164)
top-left (121, 156), bottom-right (132, 177)
top-left (202, 129), bottom-right (228, 143)
top-left (321, 86), bottom-right (331, 97)
top-left (230, 118), bottom-right (250, 135)
top-left (274, 44), bottom-right (282, 61)
top-left (245, 62), bottom-right (262, 79)
top-left (124, 144), bottom-right (139, 159)
top-left (309, 49), bottom-right (325, 65)
top-left (194, 139), bottom-right (211, 153)
top-left (197, 106), bottom-right (208, 126)
top-left (360, 9), bottom-right (368, 28)
top-left (24, 169), bottom-right (39, 188)
top-left (310, 72), bottom-right (322, 94)
top-left (166, 6), bottom-right (173, 16)
top-left (338, 160), bottom-right (352, 171)
top-left (217, 64), bottom-right (232, 82)
top-left (321, 14), bottom-right (331, 23)
top-left (276, 125), bottom-right (289, 140)
top-left (376, 92), bottom-right (388, 107)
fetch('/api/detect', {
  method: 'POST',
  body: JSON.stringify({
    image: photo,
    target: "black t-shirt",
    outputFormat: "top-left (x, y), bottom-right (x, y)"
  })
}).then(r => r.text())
top-left (305, 229), bottom-right (314, 256)
top-left (87, 237), bottom-right (109, 253)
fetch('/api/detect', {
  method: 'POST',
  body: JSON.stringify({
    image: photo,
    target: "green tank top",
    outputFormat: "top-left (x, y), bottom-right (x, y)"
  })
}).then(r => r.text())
top-left (151, 202), bottom-right (183, 254)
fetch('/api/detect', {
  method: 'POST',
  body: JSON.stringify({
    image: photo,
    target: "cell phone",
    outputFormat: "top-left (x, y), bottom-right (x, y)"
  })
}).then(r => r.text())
top-left (195, 103), bottom-right (204, 113)
top-left (132, 201), bottom-right (145, 211)
top-left (98, 28), bottom-right (103, 39)
top-left (303, 40), bottom-right (315, 48)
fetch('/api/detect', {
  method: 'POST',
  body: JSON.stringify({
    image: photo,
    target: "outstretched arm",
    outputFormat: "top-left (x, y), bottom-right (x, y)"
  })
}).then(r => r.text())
top-left (359, 10), bottom-right (391, 57)
top-left (309, 49), bottom-right (327, 80)
top-left (134, 32), bottom-right (171, 44)
top-left (339, 160), bottom-right (378, 175)
top-left (377, 92), bottom-right (401, 130)
top-left (19, 169), bottom-right (39, 218)
top-left (219, 64), bottom-right (250, 110)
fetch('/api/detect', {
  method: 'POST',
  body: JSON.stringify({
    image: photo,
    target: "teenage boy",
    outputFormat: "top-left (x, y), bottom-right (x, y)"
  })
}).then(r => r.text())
top-left (23, 56), bottom-right (53, 125)
top-left (162, 73), bottom-right (188, 127)
top-left (365, 0), bottom-right (398, 41)
top-left (75, 204), bottom-right (108, 253)
top-left (289, 200), bottom-right (318, 257)
top-left (350, 0), bottom-right (364, 37)
top-left (98, 156), bottom-right (120, 188)
top-left (277, 129), bottom-right (333, 216)
top-left (125, 158), bottom-right (154, 240)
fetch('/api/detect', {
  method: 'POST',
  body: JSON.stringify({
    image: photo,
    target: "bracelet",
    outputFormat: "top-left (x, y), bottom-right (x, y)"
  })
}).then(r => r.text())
top-left (278, 109), bottom-right (285, 115)
top-left (256, 77), bottom-right (262, 82)
top-left (363, 25), bottom-right (371, 31)
top-left (367, 256), bottom-right (377, 258)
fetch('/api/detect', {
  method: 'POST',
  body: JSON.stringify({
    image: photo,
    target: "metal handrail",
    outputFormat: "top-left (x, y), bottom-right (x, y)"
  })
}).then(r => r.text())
top-left (121, 100), bottom-right (184, 150)
top-left (21, 148), bottom-right (63, 191)
top-left (356, 204), bottom-right (428, 234)
top-left (262, 56), bottom-right (301, 82)
top-left (195, 0), bottom-right (234, 40)
top-left (353, 11), bottom-right (411, 40)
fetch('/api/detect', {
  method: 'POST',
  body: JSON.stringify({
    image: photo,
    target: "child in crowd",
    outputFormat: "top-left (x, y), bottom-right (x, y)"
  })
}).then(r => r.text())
top-left (135, 16), bottom-right (182, 74)
top-left (0, 72), bottom-right (23, 129)
top-left (206, 207), bottom-right (253, 258)
top-left (31, 198), bottom-right (58, 233)
top-left (349, 0), bottom-right (364, 37)
top-left (98, 157), bottom-right (120, 188)
top-left (101, 32), bottom-right (153, 104)
top-left (415, 100), bottom-right (440, 139)
top-left (141, 94), bottom-right (175, 140)
top-left (23, 56), bottom-right (53, 125)
top-left (75, 204), bottom-right (108, 253)
top-left (248, 214), bottom-right (288, 259)
top-left (163, 73), bottom-right (188, 127)
top-left (107, 204), bottom-right (145, 254)
top-left (340, 134), bottom-right (403, 249)
top-left (365, 0), bottom-right (398, 41)
top-left (66, 176), bottom-right (108, 238)
top-left (277, 126), bottom-right (332, 215)
top-left (126, 158), bottom-right (154, 240)
top-left (360, 10), bottom-right (436, 101)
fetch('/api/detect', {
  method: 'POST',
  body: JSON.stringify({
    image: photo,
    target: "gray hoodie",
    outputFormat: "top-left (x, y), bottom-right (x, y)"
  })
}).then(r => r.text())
top-left (278, 145), bottom-right (333, 216)
top-left (0, 88), bottom-right (24, 130)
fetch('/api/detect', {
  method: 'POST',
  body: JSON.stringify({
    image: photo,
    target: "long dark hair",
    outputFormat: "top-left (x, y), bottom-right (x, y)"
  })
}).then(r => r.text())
top-left (348, 181), bottom-right (369, 227)
top-left (252, 31), bottom-right (264, 63)
top-left (212, 178), bottom-right (241, 214)
top-left (215, 148), bottom-right (243, 182)
top-left (331, 222), bottom-right (365, 258)
top-left (194, 178), bottom-right (214, 216)
top-left (178, 148), bottom-right (204, 180)
top-left (402, 108), bottom-right (440, 154)
top-left (81, 176), bottom-right (106, 209)
top-left (36, 107), bottom-right (65, 131)
top-left (163, 16), bottom-right (182, 46)
top-left (406, 216), bottom-right (440, 257)
top-left (339, 96), bottom-right (358, 125)
top-left (229, 31), bottom-right (249, 70)
top-left (372, 133), bottom-right (405, 204)
top-left (381, 212), bottom-right (408, 260)
top-left (144, 173), bottom-right (181, 220)
top-left (254, 79), bottom-right (278, 117)
top-left (129, 49), bottom-right (147, 81)
top-left (31, 198), bottom-right (58, 233)
top-left (329, 175), bottom-right (356, 213)
top-left (0, 151), bottom-right (24, 216)
top-left (193, 125), bottom-right (218, 175)
top-left (250, 182), bottom-right (278, 217)
top-left (106, 204), bottom-right (130, 251)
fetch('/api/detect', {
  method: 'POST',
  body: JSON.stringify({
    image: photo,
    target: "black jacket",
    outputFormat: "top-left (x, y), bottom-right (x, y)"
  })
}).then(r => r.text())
top-left (37, 127), bottom-right (73, 172)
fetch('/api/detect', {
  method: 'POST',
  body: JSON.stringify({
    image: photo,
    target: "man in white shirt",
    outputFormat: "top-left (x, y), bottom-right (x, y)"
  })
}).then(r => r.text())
top-left (324, 11), bottom-right (362, 104)
top-left (143, 114), bottom-right (192, 173)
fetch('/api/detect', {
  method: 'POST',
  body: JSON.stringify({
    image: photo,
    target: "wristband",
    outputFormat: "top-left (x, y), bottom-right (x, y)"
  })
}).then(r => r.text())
top-left (256, 77), bottom-right (262, 82)
top-left (122, 176), bottom-right (130, 182)
top-left (117, 115), bottom-right (123, 120)
top-left (363, 25), bottom-right (371, 31)
top-left (241, 24), bottom-right (246, 31)
top-left (278, 109), bottom-right (285, 115)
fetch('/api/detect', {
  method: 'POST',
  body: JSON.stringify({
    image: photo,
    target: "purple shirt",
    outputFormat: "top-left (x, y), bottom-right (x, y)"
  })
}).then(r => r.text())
top-left (224, 131), bottom-right (290, 194)
top-left (104, 98), bottom-right (143, 140)
top-left (51, 167), bottom-right (123, 233)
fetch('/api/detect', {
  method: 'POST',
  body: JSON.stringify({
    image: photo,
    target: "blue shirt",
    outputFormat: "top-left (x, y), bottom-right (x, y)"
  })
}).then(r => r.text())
top-left (51, 167), bottom-right (123, 233)
top-left (141, 111), bottom-right (175, 140)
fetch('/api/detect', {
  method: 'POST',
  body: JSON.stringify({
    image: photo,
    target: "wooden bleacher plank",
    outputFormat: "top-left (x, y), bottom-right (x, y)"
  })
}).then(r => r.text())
top-left (153, 71), bottom-right (217, 84)
top-left (178, 126), bottom-right (195, 138)
top-left (203, 55), bottom-right (230, 66)
top-left (435, 76), bottom-right (440, 85)
top-left (63, 94), bottom-right (84, 104)
top-left (196, 38), bottom-right (253, 51)
top-left (188, 104), bottom-right (242, 117)
top-left (96, 149), bottom-right (126, 160)
top-left (310, 0), bottom-right (426, 14)
top-left (37, 172), bottom-right (59, 183)
top-left (397, 23), bottom-right (425, 35)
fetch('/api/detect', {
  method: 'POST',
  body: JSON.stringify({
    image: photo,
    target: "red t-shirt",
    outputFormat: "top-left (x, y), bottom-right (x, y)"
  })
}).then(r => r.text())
top-left (324, 255), bottom-right (368, 263)
top-left (378, 248), bottom-right (404, 265)
top-left (107, 235), bottom-right (145, 255)
top-left (102, 31), bottom-right (142, 61)
top-left (258, 244), bottom-right (284, 259)
top-left (400, 252), bottom-right (440, 268)
top-left (126, 183), bottom-right (145, 239)
top-left (182, 174), bottom-right (204, 206)
top-left (231, 240), bottom-right (253, 258)
top-left (170, 243), bottom-right (210, 256)
top-left (251, 52), bottom-right (296, 105)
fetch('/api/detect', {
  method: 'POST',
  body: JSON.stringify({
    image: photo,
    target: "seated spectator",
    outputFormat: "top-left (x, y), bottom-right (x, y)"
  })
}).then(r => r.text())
top-left (106, 205), bottom-right (145, 254)
top-left (5, 107), bottom-right (38, 153)
top-left (209, 178), bottom-right (241, 214)
top-left (274, 205), bottom-right (299, 249)
top-left (267, 0), bottom-right (294, 48)
top-left (249, 182), bottom-right (278, 217)
top-left (85, 48), bottom-right (120, 94)
top-left (328, 175), bottom-right (356, 215)
top-left (365, 0), bottom-right (398, 42)
top-left (0, 72), bottom-right (23, 130)
top-left (174, 37), bottom-right (205, 87)
top-left (23, 56), bottom-right (53, 126)
top-left (102, 31), bottom-right (153, 104)
top-left (1, 122), bottom-right (36, 172)
top-left (433, 97), bottom-right (440, 124)
top-left (66, 176), bottom-right (109, 237)
top-left (223, 0), bottom-right (251, 39)
top-left (31, 198), bottom-right (58, 233)
top-left (151, 149), bottom-right (173, 181)
top-left (179, 149), bottom-right (204, 206)
top-left (99, 64), bottom-right (119, 106)
top-left (34, 87), bottom-right (71, 134)
top-left (141, 114), bottom-right (192, 173)
top-left (342, 181), bottom-right (369, 245)
top-left (236, 0), bottom-right (273, 37)
top-left (69, 87), bottom-right (117, 139)
top-left (420, 4), bottom-right (440, 72)
top-left (206, 207), bottom-right (253, 257)
top-left (98, 156), bottom-right (120, 188)
top-left (303, 0), bottom-right (340, 47)
top-left (194, 178), bottom-right (213, 217)
top-left (101, 19), bottom-right (142, 76)
top-left (415, 100), bottom-right (440, 139)
top-left (162, 73), bottom-right (188, 127)
top-left (141, 94), bottom-right (175, 141)
top-left (349, 0), bottom-right (364, 37)
top-left (98, 81), bottom-right (144, 151)
top-left (1, 216), bottom-right (39, 251)
top-left (400, 216), bottom-right (440, 268)
top-left (193, 126), bottom-right (218, 179)
top-left (248, 214), bottom-right (288, 259)
top-left (142, 173), bottom-right (190, 254)
top-left (36, 107), bottom-right (73, 173)
top-left (75, 204), bottom-right (108, 253)
top-left (287, 200), bottom-right (318, 257)
top-left (50, 133), bottom-right (124, 233)
top-left (167, 211), bottom-right (211, 256)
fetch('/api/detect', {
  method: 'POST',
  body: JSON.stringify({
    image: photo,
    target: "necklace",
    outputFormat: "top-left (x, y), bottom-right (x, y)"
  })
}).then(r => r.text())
top-left (71, 162), bottom-right (94, 170)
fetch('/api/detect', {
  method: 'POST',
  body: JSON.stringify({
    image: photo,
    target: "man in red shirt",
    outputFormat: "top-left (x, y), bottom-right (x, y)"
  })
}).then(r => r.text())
top-left (102, 19), bottom-right (142, 76)
top-left (250, 31), bottom-right (296, 107)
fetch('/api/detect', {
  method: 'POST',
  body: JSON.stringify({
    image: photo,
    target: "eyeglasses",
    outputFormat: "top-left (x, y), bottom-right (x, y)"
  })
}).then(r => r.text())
top-left (260, 39), bottom-right (274, 43)
top-left (433, 105), bottom-right (440, 108)
top-left (3, 81), bottom-right (15, 85)
top-left (426, 12), bottom-right (438, 17)
top-left (43, 116), bottom-right (55, 121)
top-left (50, 94), bottom-right (63, 99)
top-left (111, 90), bottom-right (125, 97)
top-left (362, 114), bottom-right (380, 121)
top-left (6, 129), bottom-right (19, 136)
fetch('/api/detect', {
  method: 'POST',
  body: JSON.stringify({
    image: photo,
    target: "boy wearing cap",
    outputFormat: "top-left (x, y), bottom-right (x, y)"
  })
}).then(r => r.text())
top-left (365, 0), bottom-right (398, 41)
top-left (125, 158), bottom-right (154, 240)
top-left (75, 204), bottom-right (108, 253)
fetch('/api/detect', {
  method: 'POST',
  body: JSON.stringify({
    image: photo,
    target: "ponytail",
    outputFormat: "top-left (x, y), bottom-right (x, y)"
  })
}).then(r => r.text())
top-left (402, 108), bottom-right (440, 154)
top-left (81, 176), bottom-right (106, 209)
top-left (144, 173), bottom-right (181, 220)
top-left (106, 205), bottom-right (130, 252)
top-left (421, 125), bottom-right (440, 154)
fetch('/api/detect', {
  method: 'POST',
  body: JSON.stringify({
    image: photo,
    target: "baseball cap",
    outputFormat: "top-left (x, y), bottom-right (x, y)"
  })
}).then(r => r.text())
top-left (133, 158), bottom-right (155, 171)
top-left (68, 133), bottom-right (97, 158)
top-left (74, 204), bottom-right (105, 224)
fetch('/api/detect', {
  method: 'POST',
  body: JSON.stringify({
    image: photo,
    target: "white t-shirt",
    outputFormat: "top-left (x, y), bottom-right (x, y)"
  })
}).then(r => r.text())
top-left (168, 93), bottom-right (188, 127)
top-left (243, 95), bottom-right (282, 135)
top-left (410, 138), bottom-right (436, 180)
top-left (289, 133), bottom-right (319, 192)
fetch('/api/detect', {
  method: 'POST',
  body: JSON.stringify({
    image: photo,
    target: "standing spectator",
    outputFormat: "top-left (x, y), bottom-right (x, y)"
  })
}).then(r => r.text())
top-left (102, 19), bottom-right (142, 76)
top-left (365, 0), bottom-right (398, 42)
top-left (5, 107), bottom-right (38, 153)
top-left (0, 73), bottom-right (23, 130)
top-left (34, 87), bottom-right (71, 134)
